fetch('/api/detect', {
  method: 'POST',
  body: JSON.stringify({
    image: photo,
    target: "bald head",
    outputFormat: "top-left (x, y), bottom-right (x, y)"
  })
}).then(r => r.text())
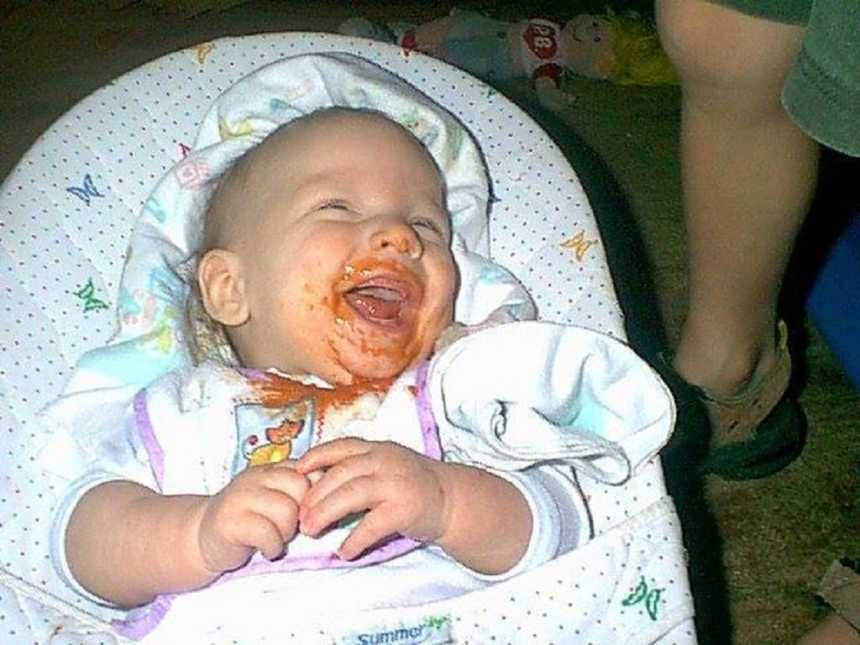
top-left (201, 107), bottom-right (438, 253)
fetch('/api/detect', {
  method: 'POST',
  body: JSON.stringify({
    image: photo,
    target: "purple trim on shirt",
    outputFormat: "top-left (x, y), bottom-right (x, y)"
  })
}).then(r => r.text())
top-left (219, 532), bottom-right (421, 583)
top-left (415, 360), bottom-right (442, 460)
top-left (113, 594), bottom-right (174, 640)
top-left (237, 366), bottom-right (267, 380)
top-left (134, 389), bottom-right (165, 492)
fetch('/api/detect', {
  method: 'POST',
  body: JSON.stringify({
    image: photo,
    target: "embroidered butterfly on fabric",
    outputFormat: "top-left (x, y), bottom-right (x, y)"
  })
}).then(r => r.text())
top-left (74, 278), bottom-right (109, 313)
top-left (621, 575), bottom-right (665, 621)
top-left (66, 174), bottom-right (104, 206)
top-left (561, 230), bottom-right (599, 262)
top-left (195, 42), bottom-right (215, 64)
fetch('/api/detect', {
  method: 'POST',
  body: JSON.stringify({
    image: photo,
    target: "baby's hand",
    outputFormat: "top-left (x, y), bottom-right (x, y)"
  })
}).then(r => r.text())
top-left (196, 462), bottom-right (310, 574)
top-left (296, 439), bottom-right (450, 560)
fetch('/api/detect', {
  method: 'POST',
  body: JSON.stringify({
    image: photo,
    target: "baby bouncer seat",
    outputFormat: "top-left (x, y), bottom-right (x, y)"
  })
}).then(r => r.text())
top-left (0, 32), bottom-right (696, 644)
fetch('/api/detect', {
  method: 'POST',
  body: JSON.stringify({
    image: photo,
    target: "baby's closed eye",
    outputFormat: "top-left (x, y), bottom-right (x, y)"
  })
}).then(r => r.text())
top-left (410, 216), bottom-right (446, 239)
top-left (317, 199), bottom-right (352, 212)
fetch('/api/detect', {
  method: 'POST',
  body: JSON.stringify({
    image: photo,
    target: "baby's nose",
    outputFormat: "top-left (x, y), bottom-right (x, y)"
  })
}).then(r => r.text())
top-left (370, 219), bottom-right (421, 259)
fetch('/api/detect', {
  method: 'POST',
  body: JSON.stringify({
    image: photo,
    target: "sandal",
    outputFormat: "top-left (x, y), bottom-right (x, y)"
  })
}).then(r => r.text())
top-left (800, 558), bottom-right (860, 643)
top-left (818, 558), bottom-right (860, 634)
top-left (657, 321), bottom-right (807, 480)
top-left (697, 320), bottom-right (806, 479)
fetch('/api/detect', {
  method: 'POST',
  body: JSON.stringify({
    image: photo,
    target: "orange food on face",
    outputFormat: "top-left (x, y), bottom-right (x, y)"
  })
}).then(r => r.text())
top-left (222, 113), bottom-right (456, 386)
top-left (324, 258), bottom-right (436, 379)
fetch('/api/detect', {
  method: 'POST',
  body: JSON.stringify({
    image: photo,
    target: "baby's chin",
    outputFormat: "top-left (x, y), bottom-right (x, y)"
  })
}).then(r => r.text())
top-left (333, 352), bottom-right (421, 383)
top-left (327, 341), bottom-right (432, 384)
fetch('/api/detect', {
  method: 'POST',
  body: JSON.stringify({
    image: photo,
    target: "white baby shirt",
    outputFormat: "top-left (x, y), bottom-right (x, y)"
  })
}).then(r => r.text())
top-left (48, 358), bottom-right (588, 640)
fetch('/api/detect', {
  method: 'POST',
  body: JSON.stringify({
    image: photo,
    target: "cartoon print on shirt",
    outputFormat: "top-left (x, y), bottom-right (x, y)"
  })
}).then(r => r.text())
top-left (240, 399), bottom-right (314, 468)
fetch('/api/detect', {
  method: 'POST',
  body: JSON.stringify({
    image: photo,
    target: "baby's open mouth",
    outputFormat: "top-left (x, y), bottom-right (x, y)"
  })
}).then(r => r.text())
top-left (345, 285), bottom-right (402, 321)
top-left (342, 277), bottom-right (414, 326)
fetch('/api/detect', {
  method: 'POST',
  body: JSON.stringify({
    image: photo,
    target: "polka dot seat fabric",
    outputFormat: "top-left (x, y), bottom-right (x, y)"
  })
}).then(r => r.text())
top-left (0, 33), bottom-right (696, 644)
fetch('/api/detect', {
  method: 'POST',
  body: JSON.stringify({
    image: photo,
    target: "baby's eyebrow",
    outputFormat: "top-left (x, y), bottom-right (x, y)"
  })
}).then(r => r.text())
top-left (418, 194), bottom-right (449, 223)
top-left (290, 178), bottom-right (344, 205)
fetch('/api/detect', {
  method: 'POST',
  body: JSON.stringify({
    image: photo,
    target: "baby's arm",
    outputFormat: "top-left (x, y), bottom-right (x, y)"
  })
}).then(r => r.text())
top-left (65, 463), bottom-right (309, 608)
top-left (429, 460), bottom-right (534, 574)
top-left (297, 439), bottom-right (531, 575)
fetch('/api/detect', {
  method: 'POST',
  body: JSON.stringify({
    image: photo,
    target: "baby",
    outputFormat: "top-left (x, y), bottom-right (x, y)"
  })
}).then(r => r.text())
top-left (60, 107), bottom-right (582, 618)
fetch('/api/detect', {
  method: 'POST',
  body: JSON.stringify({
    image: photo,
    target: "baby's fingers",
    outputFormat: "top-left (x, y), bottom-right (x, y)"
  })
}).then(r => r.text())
top-left (199, 509), bottom-right (285, 572)
top-left (338, 505), bottom-right (401, 560)
top-left (237, 489), bottom-right (304, 561)
top-left (296, 438), bottom-right (371, 475)
top-left (270, 464), bottom-right (311, 503)
top-left (300, 474), bottom-right (380, 538)
top-left (249, 488), bottom-right (303, 541)
top-left (300, 452), bottom-right (374, 512)
top-left (245, 512), bottom-right (290, 561)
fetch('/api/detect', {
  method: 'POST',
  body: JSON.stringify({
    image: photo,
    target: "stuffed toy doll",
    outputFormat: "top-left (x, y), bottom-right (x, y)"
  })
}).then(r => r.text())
top-left (339, 9), bottom-right (678, 94)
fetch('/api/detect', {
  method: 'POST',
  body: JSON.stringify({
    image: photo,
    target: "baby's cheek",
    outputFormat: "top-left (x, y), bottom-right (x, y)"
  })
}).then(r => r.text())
top-left (283, 290), bottom-right (319, 345)
top-left (432, 254), bottom-right (458, 310)
top-left (420, 306), bottom-right (455, 358)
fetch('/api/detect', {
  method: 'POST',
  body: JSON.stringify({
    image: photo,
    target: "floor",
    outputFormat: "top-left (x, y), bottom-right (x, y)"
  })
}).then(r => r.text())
top-left (2, 2), bottom-right (858, 643)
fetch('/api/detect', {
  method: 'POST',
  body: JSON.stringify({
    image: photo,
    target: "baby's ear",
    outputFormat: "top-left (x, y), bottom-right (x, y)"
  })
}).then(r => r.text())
top-left (197, 249), bottom-right (249, 327)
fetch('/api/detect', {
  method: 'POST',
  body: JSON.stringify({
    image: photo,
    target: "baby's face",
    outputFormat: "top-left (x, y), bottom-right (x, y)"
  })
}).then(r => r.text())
top-left (231, 113), bottom-right (457, 384)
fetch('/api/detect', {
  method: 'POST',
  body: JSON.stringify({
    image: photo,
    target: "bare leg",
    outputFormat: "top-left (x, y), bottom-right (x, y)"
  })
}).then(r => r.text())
top-left (656, 0), bottom-right (819, 397)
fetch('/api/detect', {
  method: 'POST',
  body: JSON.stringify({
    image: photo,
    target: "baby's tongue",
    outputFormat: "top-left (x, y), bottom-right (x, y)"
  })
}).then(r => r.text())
top-left (344, 286), bottom-right (402, 321)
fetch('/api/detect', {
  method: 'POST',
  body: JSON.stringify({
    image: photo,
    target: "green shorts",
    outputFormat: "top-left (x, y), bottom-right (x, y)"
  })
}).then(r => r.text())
top-left (713, 0), bottom-right (860, 156)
